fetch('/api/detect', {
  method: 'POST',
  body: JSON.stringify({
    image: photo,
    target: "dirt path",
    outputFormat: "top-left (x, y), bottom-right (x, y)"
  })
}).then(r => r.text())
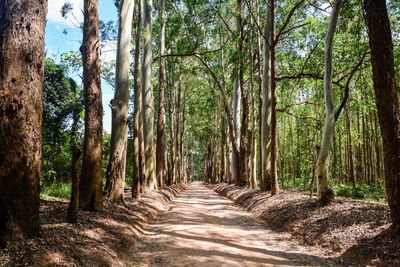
top-left (129, 182), bottom-right (335, 267)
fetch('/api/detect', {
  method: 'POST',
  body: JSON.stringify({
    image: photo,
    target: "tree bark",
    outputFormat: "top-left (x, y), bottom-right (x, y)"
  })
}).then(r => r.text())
top-left (156, 0), bottom-right (166, 188)
top-left (269, 0), bottom-right (279, 196)
top-left (261, 0), bottom-right (272, 192)
top-left (237, 0), bottom-right (248, 187)
top-left (132, 0), bottom-right (144, 198)
top-left (316, 0), bottom-right (342, 205)
top-left (79, 0), bottom-right (103, 211)
top-left (67, 107), bottom-right (82, 223)
top-left (364, 0), bottom-right (400, 234)
top-left (141, 0), bottom-right (157, 191)
top-left (0, 0), bottom-right (47, 245)
top-left (105, 0), bottom-right (135, 204)
top-left (231, 78), bottom-right (241, 185)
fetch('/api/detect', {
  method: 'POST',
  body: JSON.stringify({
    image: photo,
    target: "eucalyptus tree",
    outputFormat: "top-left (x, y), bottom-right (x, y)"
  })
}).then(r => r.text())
top-left (364, 0), bottom-right (400, 234)
top-left (132, 0), bottom-right (144, 197)
top-left (105, 0), bottom-right (135, 204)
top-left (261, 1), bottom-right (272, 191)
top-left (79, 0), bottom-right (103, 210)
top-left (315, 0), bottom-right (342, 205)
top-left (231, 79), bottom-right (241, 184)
top-left (0, 0), bottom-right (47, 245)
top-left (141, 0), bottom-right (157, 191)
top-left (156, 0), bottom-right (167, 187)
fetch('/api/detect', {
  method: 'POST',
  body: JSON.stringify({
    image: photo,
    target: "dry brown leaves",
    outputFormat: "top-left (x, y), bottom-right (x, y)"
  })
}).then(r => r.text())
top-left (210, 183), bottom-right (400, 267)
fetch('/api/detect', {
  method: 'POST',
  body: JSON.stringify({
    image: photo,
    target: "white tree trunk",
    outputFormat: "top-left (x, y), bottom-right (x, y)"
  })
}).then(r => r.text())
top-left (231, 78), bottom-right (241, 184)
top-left (261, 1), bottom-right (272, 191)
top-left (316, 0), bottom-right (342, 204)
top-left (141, 0), bottom-right (157, 190)
top-left (105, 0), bottom-right (135, 204)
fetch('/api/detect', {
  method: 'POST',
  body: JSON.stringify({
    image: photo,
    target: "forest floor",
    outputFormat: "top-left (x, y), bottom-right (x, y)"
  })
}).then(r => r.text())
top-left (0, 184), bottom-right (188, 266)
top-left (1, 182), bottom-right (399, 266)
top-left (210, 183), bottom-right (400, 267)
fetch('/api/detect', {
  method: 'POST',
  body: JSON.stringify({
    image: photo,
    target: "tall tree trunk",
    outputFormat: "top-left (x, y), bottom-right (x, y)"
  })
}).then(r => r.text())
top-left (256, 0), bottom-right (263, 188)
top-left (176, 72), bottom-right (182, 183)
top-left (237, 0), bottom-right (248, 187)
top-left (79, 0), bottom-right (103, 211)
top-left (105, 0), bottom-right (135, 204)
top-left (0, 0), bottom-right (47, 245)
top-left (249, 1), bottom-right (256, 189)
top-left (316, 0), bottom-right (342, 205)
top-left (261, 0), bottom-right (272, 192)
top-left (220, 116), bottom-right (226, 182)
top-left (180, 91), bottom-right (186, 182)
top-left (269, 0), bottom-right (279, 196)
top-left (156, 0), bottom-right (166, 188)
top-left (141, 0), bottom-right (156, 191)
top-left (364, 0), bottom-right (400, 234)
top-left (132, 0), bottom-right (144, 198)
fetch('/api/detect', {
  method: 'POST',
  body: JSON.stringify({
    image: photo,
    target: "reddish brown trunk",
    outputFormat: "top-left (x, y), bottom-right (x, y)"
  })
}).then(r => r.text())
top-left (67, 146), bottom-right (81, 223)
top-left (237, 0), bottom-right (248, 187)
top-left (79, 0), bottom-right (103, 211)
top-left (156, 0), bottom-right (166, 188)
top-left (132, 0), bottom-right (143, 198)
top-left (270, 0), bottom-right (279, 195)
top-left (0, 0), bottom-right (47, 245)
top-left (365, 0), bottom-right (400, 235)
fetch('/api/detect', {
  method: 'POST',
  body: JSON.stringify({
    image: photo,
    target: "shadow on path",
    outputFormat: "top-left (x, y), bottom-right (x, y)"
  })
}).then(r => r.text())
top-left (129, 182), bottom-right (336, 267)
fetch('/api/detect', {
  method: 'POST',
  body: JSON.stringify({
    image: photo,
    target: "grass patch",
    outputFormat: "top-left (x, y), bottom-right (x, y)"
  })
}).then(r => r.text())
top-left (332, 183), bottom-right (386, 201)
top-left (41, 182), bottom-right (71, 199)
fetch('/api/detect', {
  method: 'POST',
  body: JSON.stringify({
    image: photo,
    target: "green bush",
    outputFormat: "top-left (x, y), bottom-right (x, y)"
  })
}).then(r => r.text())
top-left (333, 183), bottom-right (386, 200)
top-left (41, 182), bottom-right (71, 199)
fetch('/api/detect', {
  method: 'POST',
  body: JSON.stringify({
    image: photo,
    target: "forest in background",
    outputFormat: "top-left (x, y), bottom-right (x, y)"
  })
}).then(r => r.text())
top-left (41, 0), bottom-right (399, 200)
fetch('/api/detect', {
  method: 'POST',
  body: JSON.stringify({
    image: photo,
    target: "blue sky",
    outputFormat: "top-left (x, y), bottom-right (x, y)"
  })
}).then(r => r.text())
top-left (45, 0), bottom-right (118, 133)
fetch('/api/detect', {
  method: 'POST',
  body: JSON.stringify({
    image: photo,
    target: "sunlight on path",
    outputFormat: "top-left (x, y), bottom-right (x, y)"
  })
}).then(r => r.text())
top-left (129, 182), bottom-right (334, 267)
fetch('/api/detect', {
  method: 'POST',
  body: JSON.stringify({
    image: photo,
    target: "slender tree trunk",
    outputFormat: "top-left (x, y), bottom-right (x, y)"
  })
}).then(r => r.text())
top-left (0, 0), bottom-right (47, 245)
top-left (316, 0), bottom-right (342, 205)
top-left (141, 0), bottom-right (156, 191)
top-left (231, 78), bottom-right (241, 185)
top-left (156, 0), bottom-right (166, 188)
top-left (105, 0), bottom-right (135, 204)
top-left (237, 0), bottom-right (248, 187)
top-left (220, 116), bottom-right (226, 182)
top-left (67, 108), bottom-right (82, 223)
top-left (365, 0), bottom-right (400, 235)
top-left (269, 0), bottom-right (279, 195)
top-left (176, 73), bottom-right (182, 183)
top-left (261, 0), bottom-right (272, 192)
top-left (132, 0), bottom-right (144, 197)
top-left (180, 91), bottom-right (186, 182)
top-left (345, 106), bottom-right (355, 184)
top-left (256, 0), bottom-right (263, 189)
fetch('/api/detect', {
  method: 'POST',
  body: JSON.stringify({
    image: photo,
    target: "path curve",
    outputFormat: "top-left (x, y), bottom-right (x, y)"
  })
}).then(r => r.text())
top-left (129, 182), bottom-right (333, 267)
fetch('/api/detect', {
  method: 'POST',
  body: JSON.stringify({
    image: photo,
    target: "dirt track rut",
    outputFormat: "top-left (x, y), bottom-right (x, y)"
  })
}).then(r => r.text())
top-left (129, 182), bottom-right (334, 267)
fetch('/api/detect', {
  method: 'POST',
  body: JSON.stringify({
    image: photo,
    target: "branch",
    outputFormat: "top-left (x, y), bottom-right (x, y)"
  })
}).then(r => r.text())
top-left (281, 21), bottom-right (311, 35)
top-left (152, 36), bottom-right (230, 63)
top-left (207, 0), bottom-right (234, 35)
top-left (279, 101), bottom-right (319, 111)
top-left (275, 0), bottom-right (305, 44)
top-left (276, 72), bottom-right (344, 88)
top-left (193, 53), bottom-right (239, 154)
top-left (334, 50), bottom-right (369, 121)
top-left (277, 109), bottom-right (322, 122)
top-left (243, 0), bottom-right (267, 42)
